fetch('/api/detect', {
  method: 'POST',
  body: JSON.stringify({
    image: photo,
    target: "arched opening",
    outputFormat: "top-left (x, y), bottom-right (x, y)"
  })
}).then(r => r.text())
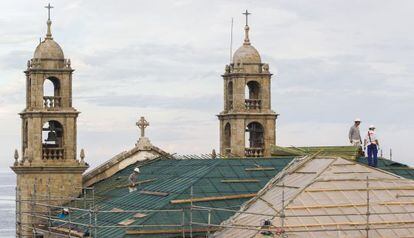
top-left (227, 81), bottom-right (233, 110)
top-left (43, 77), bottom-right (61, 108)
top-left (245, 81), bottom-right (261, 109)
top-left (245, 122), bottom-right (264, 157)
top-left (42, 120), bottom-right (64, 160)
top-left (246, 81), bottom-right (260, 99)
top-left (42, 120), bottom-right (63, 147)
top-left (224, 123), bottom-right (231, 153)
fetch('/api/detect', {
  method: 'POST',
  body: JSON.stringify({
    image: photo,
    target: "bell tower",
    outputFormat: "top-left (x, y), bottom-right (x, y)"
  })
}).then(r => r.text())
top-left (11, 4), bottom-right (88, 237)
top-left (218, 10), bottom-right (278, 157)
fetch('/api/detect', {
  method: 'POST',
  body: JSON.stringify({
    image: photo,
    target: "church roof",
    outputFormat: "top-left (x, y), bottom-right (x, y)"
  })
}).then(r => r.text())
top-left (214, 156), bottom-right (414, 237)
top-left (62, 156), bottom-right (294, 237)
top-left (54, 154), bottom-right (414, 237)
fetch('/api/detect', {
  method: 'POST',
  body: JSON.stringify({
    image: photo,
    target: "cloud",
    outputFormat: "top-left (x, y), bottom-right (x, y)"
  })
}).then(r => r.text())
top-left (1, 0), bottom-right (414, 168)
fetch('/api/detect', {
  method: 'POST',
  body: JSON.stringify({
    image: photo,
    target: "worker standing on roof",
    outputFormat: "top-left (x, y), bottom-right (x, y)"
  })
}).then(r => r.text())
top-left (128, 167), bottom-right (140, 192)
top-left (349, 118), bottom-right (362, 146)
top-left (364, 125), bottom-right (379, 167)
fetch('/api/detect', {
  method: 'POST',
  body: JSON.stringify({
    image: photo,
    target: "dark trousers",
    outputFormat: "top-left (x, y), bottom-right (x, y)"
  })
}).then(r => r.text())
top-left (367, 144), bottom-right (378, 167)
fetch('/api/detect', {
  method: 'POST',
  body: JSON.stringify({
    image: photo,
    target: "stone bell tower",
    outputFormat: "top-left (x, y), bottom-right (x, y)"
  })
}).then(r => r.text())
top-left (11, 4), bottom-right (88, 237)
top-left (218, 10), bottom-right (278, 158)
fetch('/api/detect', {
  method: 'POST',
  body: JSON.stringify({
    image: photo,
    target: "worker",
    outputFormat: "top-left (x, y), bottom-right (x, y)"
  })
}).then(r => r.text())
top-left (128, 167), bottom-right (140, 192)
top-left (260, 219), bottom-right (273, 236)
top-left (57, 207), bottom-right (69, 219)
top-left (349, 118), bottom-right (362, 146)
top-left (364, 125), bottom-right (379, 167)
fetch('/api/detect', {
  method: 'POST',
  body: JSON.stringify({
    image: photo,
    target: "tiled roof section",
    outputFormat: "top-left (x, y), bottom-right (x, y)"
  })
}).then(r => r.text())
top-left (357, 157), bottom-right (414, 179)
top-left (214, 156), bottom-right (414, 238)
top-left (75, 157), bottom-right (294, 237)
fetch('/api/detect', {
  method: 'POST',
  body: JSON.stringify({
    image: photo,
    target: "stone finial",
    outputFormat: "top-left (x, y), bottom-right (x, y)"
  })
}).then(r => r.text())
top-left (242, 10), bottom-right (251, 45)
top-left (14, 149), bottom-right (19, 166)
top-left (225, 65), bottom-right (230, 74)
top-left (80, 149), bottom-right (85, 163)
top-left (263, 63), bottom-right (269, 72)
top-left (211, 149), bottom-right (217, 159)
top-left (44, 3), bottom-right (54, 39)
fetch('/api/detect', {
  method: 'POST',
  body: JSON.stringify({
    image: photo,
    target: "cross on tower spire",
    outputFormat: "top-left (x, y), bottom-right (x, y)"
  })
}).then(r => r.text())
top-left (136, 116), bottom-right (149, 138)
top-left (44, 3), bottom-right (54, 39)
top-left (243, 10), bottom-right (251, 26)
top-left (45, 3), bottom-right (54, 21)
top-left (242, 10), bottom-right (251, 45)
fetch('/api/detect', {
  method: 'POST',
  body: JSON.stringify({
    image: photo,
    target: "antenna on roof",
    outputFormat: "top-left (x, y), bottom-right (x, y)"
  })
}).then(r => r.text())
top-left (229, 17), bottom-right (234, 63)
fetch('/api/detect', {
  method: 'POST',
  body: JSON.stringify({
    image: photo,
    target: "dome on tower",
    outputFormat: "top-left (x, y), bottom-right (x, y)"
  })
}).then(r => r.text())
top-left (233, 44), bottom-right (261, 64)
top-left (232, 19), bottom-right (261, 64)
top-left (33, 17), bottom-right (64, 60)
top-left (34, 38), bottom-right (64, 59)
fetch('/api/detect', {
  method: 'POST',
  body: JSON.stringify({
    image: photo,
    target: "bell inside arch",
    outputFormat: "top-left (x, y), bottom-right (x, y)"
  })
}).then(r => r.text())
top-left (45, 131), bottom-right (57, 142)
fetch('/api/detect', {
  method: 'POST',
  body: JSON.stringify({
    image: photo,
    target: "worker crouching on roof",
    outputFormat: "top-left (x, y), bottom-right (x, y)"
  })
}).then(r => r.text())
top-left (128, 167), bottom-right (140, 192)
top-left (364, 125), bottom-right (379, 167)
top-left (349, 118), bottom-right (362, 147)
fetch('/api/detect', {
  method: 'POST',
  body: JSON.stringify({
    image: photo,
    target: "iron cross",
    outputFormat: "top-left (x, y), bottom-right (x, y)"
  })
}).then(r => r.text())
top-left (45, 3), bottom-right (54, 20)
top-left (136, 117), bottom-right (149, 138)
top-left (243, 10), bottom-right (251, 26)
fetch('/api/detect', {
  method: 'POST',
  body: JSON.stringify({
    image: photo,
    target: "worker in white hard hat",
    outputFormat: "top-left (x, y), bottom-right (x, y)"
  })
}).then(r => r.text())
top-left (364, 125), bottom-right (379, 167)
top-left (349, 118), bottom-right (362, 146)
top-left (57, 207), bottom-right (70, 218)
top-left (128, 167), bottom-right (140, 192)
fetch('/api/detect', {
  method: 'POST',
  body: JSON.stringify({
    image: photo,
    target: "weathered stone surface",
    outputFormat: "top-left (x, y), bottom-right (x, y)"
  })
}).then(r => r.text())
top-left (12, 16), bottom-right (88, 237)
top-left (218, 20), bottom-right (277, 158)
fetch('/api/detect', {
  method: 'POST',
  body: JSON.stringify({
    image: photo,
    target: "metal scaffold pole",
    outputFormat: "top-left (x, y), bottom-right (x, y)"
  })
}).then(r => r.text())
top-left (181, 209), bottom-right (185, 238)
top-left (207, 209), bottom-right (212, 237)
top-left (281, 183), bottom-right (287, 238)
top-left (93, 188), bottom-right (97, 238)
top-left (366, 176), bottom-right (370, 238)
top-left (32, 180), bottom-right (37, 235)
top-left (190, 185), bottom-right (193, 238)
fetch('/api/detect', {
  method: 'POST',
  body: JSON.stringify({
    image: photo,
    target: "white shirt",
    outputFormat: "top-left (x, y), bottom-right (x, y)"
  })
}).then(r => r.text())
top-left (364, 130), bottom-right (378, 146)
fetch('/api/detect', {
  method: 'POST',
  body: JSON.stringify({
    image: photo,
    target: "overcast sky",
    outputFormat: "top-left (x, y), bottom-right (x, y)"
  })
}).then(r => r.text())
top-left (1, 0), bottom-right (413, 169)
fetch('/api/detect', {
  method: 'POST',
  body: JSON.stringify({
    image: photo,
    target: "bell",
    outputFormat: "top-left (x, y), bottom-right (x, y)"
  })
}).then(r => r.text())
top-left (45, 131), bottom-right (57, 142)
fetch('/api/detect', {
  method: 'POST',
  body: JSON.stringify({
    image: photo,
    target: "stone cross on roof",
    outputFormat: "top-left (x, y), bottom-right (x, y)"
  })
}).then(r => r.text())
top-left (136, 116), bottom-right (149, 138)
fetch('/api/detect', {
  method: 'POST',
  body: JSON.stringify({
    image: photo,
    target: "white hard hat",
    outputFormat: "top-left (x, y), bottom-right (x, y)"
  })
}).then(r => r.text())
top-left (354, 118), bottom-right (361, 122)
top-left (369, 125), bottom-right (375, 129)
top-left (63, 208), bottom-right (69, 212)
top-left (134, 167), bottom-right (140, 173)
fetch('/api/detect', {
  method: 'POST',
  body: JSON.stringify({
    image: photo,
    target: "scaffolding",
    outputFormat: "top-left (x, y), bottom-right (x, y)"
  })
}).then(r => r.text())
top-left (9, 175), bottom-right (414, 238)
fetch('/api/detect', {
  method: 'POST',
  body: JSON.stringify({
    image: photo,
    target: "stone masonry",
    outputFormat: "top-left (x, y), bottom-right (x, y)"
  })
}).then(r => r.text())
top-left (218, 11), bottom-right (278, 158)
top-left (11, 8), bottom-right (88, 237)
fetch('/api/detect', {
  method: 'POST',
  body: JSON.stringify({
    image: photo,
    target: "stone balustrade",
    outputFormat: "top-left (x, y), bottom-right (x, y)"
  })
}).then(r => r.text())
top-left (245, 147), bottom-right (264, 157)
top-left (43, 96), bottom-right (61, 109)
top-left (42, 147), bottom-right (64, 160)
top-left (245, 99), bottom-right (261, 110)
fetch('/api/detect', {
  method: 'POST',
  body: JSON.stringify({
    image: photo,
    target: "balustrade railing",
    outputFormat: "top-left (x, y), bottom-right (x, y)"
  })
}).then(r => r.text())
top-left (43, 96), bottom-right (62, 109)
top-left (245, 147), bottom-right (264, 157)
top-left (245, 99), bottom-right (261, 110)
top-left (42, 147), bottom-right (64, 160)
